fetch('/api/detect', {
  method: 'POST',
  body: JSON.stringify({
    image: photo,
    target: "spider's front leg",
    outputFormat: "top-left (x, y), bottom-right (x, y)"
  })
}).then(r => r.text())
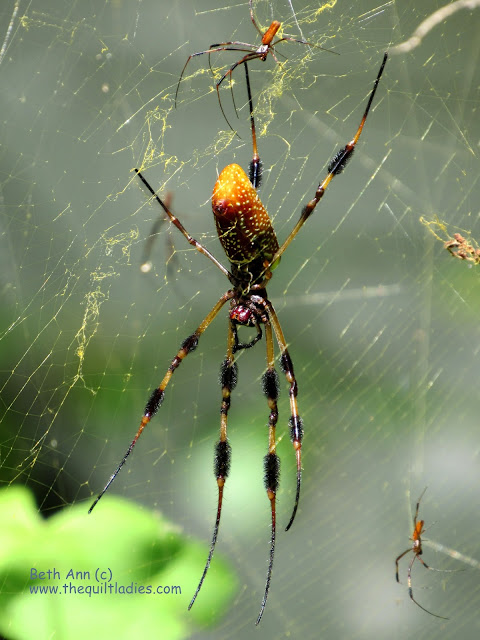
top-left (267, 52), bottom-right (388, 267)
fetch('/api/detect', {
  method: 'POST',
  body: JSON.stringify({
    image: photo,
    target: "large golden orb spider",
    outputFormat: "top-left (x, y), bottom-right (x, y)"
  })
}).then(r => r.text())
top-left (90, 52), bottom-right (388, 624)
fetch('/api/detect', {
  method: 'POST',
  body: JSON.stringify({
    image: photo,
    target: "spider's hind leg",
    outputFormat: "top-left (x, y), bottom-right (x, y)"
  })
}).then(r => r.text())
top-left (265, 300), bottom-right (303, 532)
top-left (188, 319), bottom-right (238, 610)
top-left (256, 321), bottom-right (281, 625)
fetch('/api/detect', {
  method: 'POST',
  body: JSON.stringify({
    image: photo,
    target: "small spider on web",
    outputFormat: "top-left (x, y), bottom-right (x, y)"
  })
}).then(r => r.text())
top-left (419, 216), bottom-right (480, 266)
top-left (174, 0), bottom-right (337, 133)
top-left (444, 233), bottom-right (480, 265)
top-left (89, 52), bottom-right (388, 623)
top-left (395, 488), bottom-right (465, 620)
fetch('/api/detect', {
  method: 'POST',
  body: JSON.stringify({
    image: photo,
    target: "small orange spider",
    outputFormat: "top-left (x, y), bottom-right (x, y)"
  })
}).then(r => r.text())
top-left (395, 488), bottom-right (462, 619)
top-left (174, 0), bottom-right (335, 131)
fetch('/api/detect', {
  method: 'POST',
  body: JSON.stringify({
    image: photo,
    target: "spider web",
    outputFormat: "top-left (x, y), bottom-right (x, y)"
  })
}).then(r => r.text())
top-left (1, 0), bottom-right (480, 638)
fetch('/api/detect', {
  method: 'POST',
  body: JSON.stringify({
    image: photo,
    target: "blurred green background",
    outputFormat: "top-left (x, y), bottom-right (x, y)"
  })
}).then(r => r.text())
top-left (1, 1), bottom-right (480, 639)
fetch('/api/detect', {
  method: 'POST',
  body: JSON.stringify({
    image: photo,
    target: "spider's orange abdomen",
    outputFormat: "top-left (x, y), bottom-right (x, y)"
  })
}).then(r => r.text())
top-left (212, 163), bottom-right (279, 268)
top-left (412, 519), bottom-right (424, 541)
top-left (262, 21), bottom-right (281, 46)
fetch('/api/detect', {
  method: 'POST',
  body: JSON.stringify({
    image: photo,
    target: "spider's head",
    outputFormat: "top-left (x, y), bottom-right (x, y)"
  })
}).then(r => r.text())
top-left (230, 304), bottom-right (255, 327)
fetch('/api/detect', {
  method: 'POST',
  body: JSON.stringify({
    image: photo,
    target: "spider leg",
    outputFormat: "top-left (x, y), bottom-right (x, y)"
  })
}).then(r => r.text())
top-left (395, 548), bottom-right (412, 583)
top-left (248, 0), bottom-right (264, 38)
top-left (164, 232), bottom-right (177, 280)
top-left (216, 50), bottom-right (261, 90)
top-left (416, 555), bottom-right (464, 574)
top-left (210, 56), bottom-right (263, 176)
top-left (233, 321), bottom-right (263, 352)
top-left (243, 62), bottom-right (262, 189)
top-left (140, 191), bottom-right (178, 276)
top-left (207, 41), bottom-right (258, 77)
top-left (207, 42), bottom-right (259, 104)
top-left (135, 169), bottom-right (232, 280)
top-left (265, 300), bottom-right (303, 531)
top-left (407, 553), bottom-right (449, 619)
top-left (215, 51), bottom-right (262, 135)
top-left (413, 486), bottom-right (428, 526)
top-left (265, 46), bottom-right (284, 68)
top-left (174, 44), bottom-right (255, 108)
top-left (88, 292), bottom-right (233, 513)
top-left (266, 52), bottom-right (388, 269)
top-left (417, 556), bottom-right (432, 571)
top-left (188, 319), bottom-right (237, 610)
top-left (256, 321), bottom-right (281, 625)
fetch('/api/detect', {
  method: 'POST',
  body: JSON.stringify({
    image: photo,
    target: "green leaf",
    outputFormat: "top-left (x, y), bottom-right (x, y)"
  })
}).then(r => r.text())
top-left (0, 487), bottom-right (238, 640)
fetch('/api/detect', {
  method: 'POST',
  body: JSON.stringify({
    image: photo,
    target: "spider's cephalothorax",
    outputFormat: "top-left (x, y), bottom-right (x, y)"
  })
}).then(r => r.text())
top-left (229, 294), bottom-right (267, 351)
top-left (89, 52), bottom-right (388, 624)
